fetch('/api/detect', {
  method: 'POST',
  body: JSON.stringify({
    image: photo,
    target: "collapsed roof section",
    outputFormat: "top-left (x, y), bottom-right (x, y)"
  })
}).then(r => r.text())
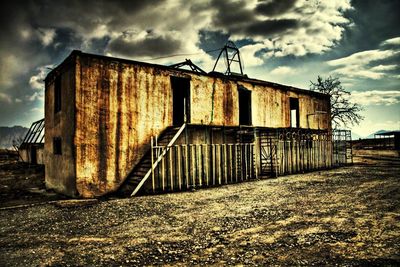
top-left (170, 42), bottom-right (247, 78)
top-left (169, 59), bottom-right (206, 74)
top-left (20, 118), bottom-right (44, 147)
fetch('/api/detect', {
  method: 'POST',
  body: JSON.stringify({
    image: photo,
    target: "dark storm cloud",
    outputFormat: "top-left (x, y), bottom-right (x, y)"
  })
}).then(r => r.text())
top-left (329, 0), bottom-right (400, 58)
top-left (89, 36), bottom-right (113, 54)
top-left (198, 30), bottom-right (230, 52)
top-left (0, 2), bottom-right (52, 98)
top-left (108, 32), bottom-right (183, 58)
top-left (0, 0), bottom-right (175, 126)
top-left (245, 19), bottom-right (298, 36)
top-left (209, 0), bottom-right (300, 38)
top-left (0, 0), bottom-right (164, 51)
top-left (27, 0), bottom-right (163, 30)
top-left (255, 0), bottom-right (297, 16)
top-left (210, 0), bottom-right (255, 28)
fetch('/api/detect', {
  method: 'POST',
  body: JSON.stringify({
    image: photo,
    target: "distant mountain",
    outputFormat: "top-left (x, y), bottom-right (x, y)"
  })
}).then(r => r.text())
top-left (0, 126), bottom-right (29, 149)
top-left (366, 130), bottom-right (389, 139)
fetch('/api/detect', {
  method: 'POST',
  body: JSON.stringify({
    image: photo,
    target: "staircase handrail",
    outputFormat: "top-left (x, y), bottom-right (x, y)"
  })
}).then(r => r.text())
top-left (131, 123), bottom-right (187, 196)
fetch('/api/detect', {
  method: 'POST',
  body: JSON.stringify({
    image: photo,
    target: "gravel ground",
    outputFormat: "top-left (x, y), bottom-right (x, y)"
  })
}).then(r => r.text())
top-left (0, 151), bottom-right (399, 266)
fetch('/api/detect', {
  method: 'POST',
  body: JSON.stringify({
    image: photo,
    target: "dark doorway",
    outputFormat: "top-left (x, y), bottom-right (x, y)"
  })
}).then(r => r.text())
top-left (290, 98), bottom-right (299, 128)
top-left (238, 87), bottom-right (252, 125)
top-left (30, 146), bottom-right (37, 164)
top-left (171, 77), bottom-right (190, 125)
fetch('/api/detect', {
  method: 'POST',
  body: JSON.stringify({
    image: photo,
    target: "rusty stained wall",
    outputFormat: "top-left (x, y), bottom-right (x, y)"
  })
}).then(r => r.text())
top-left (44, 60), bottom-right (77, 196)
top-left (190, 75), bottom-right (237, 125)
top-left (75, 56), bottom-right (174, 197)
top-left (73, 54), bottom-right (330, 197)
top-left (190, 76), bottom-right (330, 129)
top-left (19, 145), bottom-right (44, 164)
top-left (286, 89), bottom-right (330, 129)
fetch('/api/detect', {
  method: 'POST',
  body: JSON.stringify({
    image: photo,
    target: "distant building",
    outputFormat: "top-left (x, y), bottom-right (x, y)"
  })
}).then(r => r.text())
top-left (44, 50), bottom-right (346, 198)
top-left (18, 118), bottom-right (44, 165)
top-left (375, 131), bottom-right (400, 150)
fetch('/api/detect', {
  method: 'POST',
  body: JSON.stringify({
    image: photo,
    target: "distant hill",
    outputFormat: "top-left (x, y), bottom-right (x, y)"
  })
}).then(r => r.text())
top-left (0, 126), bottom-right (29, 149)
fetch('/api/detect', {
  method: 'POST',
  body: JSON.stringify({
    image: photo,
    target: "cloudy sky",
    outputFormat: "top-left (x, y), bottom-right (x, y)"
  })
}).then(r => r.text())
top-left (0, 0), bottom-right (399, 137)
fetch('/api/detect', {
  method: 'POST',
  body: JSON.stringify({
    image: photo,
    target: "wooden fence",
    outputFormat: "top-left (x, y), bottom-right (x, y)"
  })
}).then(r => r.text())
top-left (150, 143), bottom-right (256, 192)
top-left (143, 127), bottom-right (351, 193)
top-left (260, 132), bottom-right (334, 176)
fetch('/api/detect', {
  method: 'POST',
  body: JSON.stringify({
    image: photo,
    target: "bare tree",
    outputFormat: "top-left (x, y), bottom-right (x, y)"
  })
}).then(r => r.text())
top-left (12, 135), bottom-right (24, 149)
top-left (310, 75), bottom-right (363, 128)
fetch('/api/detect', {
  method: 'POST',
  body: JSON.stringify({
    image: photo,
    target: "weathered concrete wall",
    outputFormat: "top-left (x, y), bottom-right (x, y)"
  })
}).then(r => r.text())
top-left (189, 77), bottom-right (330, 129)
top-left (190, 76), bottom-right (238, 125)
top-left (295, 92), bottom-right (331, 130)
top-left (36, 147), bottom-right (44, 164)
top-left (44, 58), bottom-right (77, 197)
top-left (75, 56), bottom-right (178, 197)
top-left (19, 145), bottom-right (44, 164)
top-left (19, 147), bottom-right (30, 163)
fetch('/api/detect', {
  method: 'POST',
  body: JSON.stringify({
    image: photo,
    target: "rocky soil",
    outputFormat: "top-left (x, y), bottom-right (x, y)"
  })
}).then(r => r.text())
top-left (0, 157), bottom-right (65, 208)
top-left (0, 150), bottom-right (399, 266)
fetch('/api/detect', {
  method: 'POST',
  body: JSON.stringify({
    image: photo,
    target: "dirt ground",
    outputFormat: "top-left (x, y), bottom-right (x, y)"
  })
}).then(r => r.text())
top-left (0, 157), bottom-right (66, 208)
top-left (0, 150), bottom-right (399, 266)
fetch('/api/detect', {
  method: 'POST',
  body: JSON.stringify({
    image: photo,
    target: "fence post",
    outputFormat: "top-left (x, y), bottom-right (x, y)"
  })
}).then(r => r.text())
top-left (169, 148), bottom-right (173, 191)
top-left (151, 137), bottom-right (155, 193)
top-left (197, 144), bottom-right (202, 187)
top-left (254, 130), bottom-right (260, 179)
top-left (177, 145), bottom-right (182, 190)
top-left (205, 144), bottom-right (209, 186)
top-left (185, 145), bottom-right (189, 189)
top-left (223, 144), bottom-right (228, 184)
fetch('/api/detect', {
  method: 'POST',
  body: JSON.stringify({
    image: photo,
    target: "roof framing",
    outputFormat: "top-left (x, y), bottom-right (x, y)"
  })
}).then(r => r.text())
top-left (21, 118), bottom-right (45, 145)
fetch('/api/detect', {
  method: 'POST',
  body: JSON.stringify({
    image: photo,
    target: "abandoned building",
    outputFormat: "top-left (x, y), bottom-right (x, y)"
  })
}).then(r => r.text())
top-left (18, 118), bottom-right (45, 165)
top-left (44, 49), bottom-right (350, 198)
